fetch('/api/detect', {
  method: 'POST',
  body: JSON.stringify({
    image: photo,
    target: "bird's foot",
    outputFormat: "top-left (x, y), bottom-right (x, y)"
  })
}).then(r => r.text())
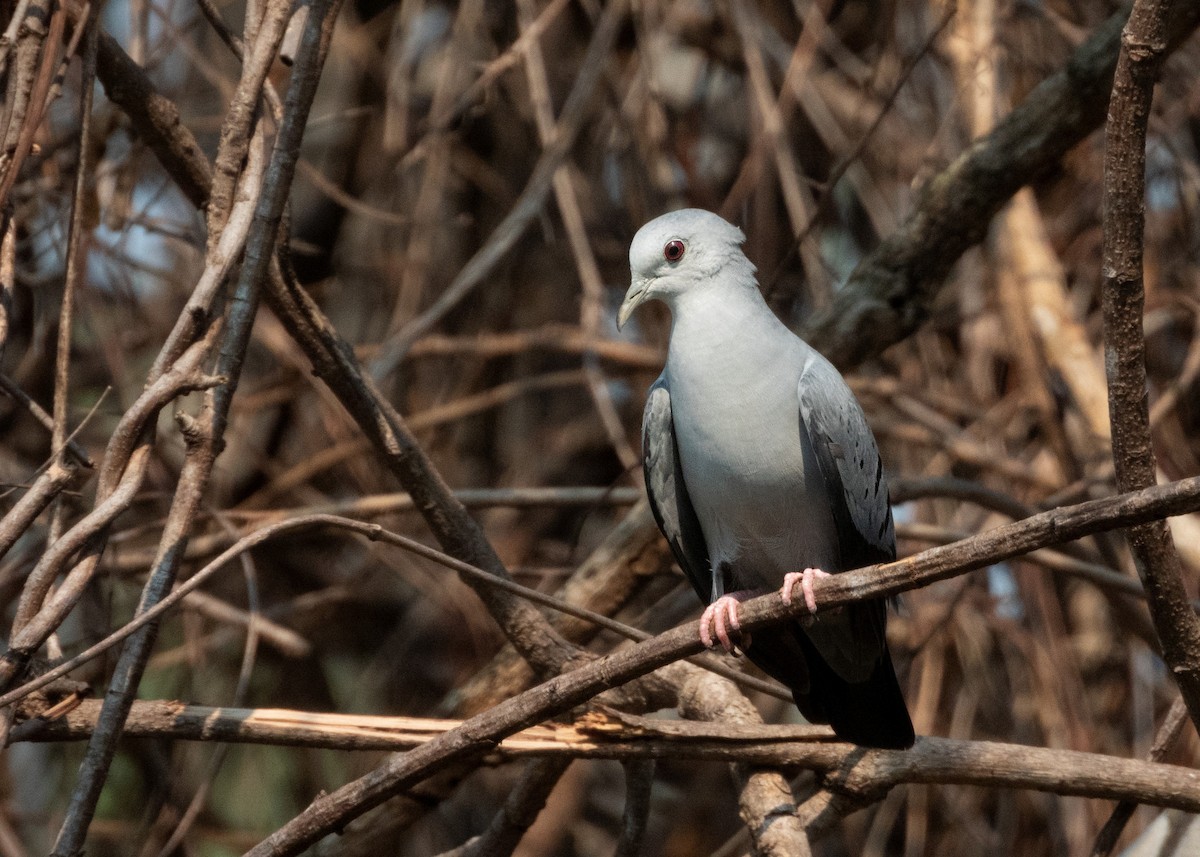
top-left (780, 568), bottom-right (832, 626)
top-left (700, 592), bottom-right (754, 654)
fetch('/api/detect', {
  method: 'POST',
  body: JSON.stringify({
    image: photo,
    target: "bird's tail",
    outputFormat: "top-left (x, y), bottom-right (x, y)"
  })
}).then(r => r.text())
top-left (797, 633), bottom-right (914, 750)
top-left (748, 625), bottom-right (915, 750)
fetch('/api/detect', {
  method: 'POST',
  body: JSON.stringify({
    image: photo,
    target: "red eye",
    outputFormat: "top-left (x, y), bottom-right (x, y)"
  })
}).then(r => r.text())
top-left (663, 240), bottom-right (685, 262)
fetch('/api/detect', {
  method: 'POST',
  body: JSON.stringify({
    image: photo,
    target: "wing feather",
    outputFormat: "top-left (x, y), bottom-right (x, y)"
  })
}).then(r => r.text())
top-left (794, 362), bottom-right (915, 747)
top-left (797, 355), bottom-right (895, 666)
top-left (797, 357), bottom-right (896, 568)
top-left (642, 378), bottom-right (713, 602)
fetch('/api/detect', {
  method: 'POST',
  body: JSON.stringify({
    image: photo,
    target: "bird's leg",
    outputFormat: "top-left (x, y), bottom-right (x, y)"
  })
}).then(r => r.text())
top-left (700, 591), bottom-right (755, 654)
top-left (780, 568), bottom-right (832, 625)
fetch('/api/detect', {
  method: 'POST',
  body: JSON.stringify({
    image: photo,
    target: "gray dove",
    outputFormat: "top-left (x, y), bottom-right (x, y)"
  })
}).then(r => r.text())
top-left (620, 208), bottom-right (914, 749)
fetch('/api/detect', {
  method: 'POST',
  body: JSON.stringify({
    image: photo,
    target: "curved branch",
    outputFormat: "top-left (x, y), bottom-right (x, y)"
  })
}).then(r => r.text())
top-left (84, 0), bottom-right (579, 681)
top-left (1100, 0), bottom-right (1200, 732)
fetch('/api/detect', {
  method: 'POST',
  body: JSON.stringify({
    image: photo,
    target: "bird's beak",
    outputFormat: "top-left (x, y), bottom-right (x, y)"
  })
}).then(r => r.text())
top-left (618, 278), bottom-right (651, 329)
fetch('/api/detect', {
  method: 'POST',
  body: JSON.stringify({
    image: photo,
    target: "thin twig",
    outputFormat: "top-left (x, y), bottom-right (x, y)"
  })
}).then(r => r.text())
top-left (46, 13), bottom-right (99, 557)
top-left (104, 486), bottom-right (642, 572)
top-left (372, 0), bottom-right (628, 372)
top-left (401, 326), bottom-right (660, 368)
top-left (1090, 697), bottom-right (1189, 857)
top-left (0, 374), bottom-right (93, 467)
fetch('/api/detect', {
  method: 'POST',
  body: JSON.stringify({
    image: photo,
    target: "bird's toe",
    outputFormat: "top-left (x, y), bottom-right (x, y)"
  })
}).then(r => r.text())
top-left (714, 596), bottom-right (740, 652)
top-left (779, 571), bottom-right (804, 605)
top-left (699, 602), bottom-right (718, 648)
top-left (800, 567), bottom-right (831, 616)
top-left (701, 595), bottom-right (744, 653)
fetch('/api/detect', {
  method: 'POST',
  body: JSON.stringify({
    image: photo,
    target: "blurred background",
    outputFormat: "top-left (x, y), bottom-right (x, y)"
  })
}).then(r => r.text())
top-left (2, 0), bottom-right (1200, 854)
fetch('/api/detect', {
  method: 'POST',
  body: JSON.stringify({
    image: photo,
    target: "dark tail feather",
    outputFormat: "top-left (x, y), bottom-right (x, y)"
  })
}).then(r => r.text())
top-left (745, 624), bottom-right (914, 750)
top-left (793, 630), bottom-right (914, 750)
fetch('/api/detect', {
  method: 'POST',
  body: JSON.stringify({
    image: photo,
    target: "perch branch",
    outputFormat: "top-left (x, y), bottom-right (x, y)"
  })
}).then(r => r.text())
top-left (242, 474), bottom-right (1200, 855)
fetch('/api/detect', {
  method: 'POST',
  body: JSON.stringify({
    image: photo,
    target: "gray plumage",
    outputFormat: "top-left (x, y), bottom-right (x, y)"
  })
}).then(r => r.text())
top-left (622, 209), bottom-right (913, 749)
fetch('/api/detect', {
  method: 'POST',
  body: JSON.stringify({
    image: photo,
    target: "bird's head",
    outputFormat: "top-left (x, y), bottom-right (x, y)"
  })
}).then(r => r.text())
top-left (618, 209), bottom-right (756, 328)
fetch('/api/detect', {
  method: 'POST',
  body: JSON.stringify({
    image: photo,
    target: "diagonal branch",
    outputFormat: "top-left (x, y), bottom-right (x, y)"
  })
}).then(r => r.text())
top-left (803, 1), bottom-right (1200, 370)
top-left (82, 3), bottom-right (579, 680)
top-left (242, 474), bottom-right (1200, 856)
top-left (48, 1), bottom-right (343, 853)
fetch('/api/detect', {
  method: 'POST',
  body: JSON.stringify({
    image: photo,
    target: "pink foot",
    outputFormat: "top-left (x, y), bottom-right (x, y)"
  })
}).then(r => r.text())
top-left (700, 593), bottom-right (752, 652)
top-left (780, 567), bottom-right (832, 618)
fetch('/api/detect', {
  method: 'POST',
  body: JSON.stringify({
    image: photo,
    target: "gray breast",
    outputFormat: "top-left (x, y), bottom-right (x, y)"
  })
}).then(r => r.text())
top-left (665, 351), bottom-right (838, 591)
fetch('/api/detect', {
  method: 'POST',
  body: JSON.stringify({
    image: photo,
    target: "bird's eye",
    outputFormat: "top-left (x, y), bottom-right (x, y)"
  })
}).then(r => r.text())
top-left (663, 240), bottom-right (686, 262)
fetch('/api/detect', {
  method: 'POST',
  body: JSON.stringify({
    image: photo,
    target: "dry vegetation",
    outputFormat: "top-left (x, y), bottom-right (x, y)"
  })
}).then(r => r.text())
top-left (2, 0), bottom-right (1200, 855)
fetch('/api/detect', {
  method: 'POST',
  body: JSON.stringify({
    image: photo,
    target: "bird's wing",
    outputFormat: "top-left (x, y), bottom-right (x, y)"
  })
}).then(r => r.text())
top-left (797, 355), bottom-right (896, 569)
top-left (796, 354), bottom-right (895, 673)
top-left (642, 376), bottom-right (713, 603)
top-left (794, 356), bottom-right (913, 747)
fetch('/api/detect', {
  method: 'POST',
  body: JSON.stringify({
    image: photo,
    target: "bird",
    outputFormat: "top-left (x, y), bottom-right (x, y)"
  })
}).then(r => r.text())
top-left (619, 208), bottom-right (914, 749)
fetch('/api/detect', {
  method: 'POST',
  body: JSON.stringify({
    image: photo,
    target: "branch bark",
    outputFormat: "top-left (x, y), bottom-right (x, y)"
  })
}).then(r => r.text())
top-left (802, 1), bottom-right (1200, 369)
top-left (17, 701), bottom-right (1200, 821)
top-left (48, 1), bottom-right (343, 853)
top-left (240, 473), bottom-right (1200, 855)
top-left (1100, 0), bottom-right (1200, 733)
top-left (81, 0), bottom-right (580, 682)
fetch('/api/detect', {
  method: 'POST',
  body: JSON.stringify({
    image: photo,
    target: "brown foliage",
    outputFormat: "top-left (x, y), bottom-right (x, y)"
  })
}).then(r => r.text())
top-left (2, 0), bottom-right (1200, 855)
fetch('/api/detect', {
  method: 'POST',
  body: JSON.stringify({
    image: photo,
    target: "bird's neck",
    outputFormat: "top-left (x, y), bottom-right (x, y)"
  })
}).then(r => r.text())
top-left (667, 284), bottom-right (788, 358)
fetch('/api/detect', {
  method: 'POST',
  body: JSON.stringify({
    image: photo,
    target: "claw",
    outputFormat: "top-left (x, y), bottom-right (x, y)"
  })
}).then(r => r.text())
top-left (700, 594), bottom-right (745, 652)
top-left (781, 567), bottom-right (831, 621)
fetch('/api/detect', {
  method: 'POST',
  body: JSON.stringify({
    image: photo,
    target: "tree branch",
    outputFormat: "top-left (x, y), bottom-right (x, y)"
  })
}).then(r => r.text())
top-left (83, 0), bottom-right (580, 683)
top-left (1100, 0), bottom-right (1200, 733)
top-left (803, 1), bottom-right (1200, 369)
top-left (16, 701), bottom-right (1200, 819)
top-left (242, 474), bottom-right (1200, 855)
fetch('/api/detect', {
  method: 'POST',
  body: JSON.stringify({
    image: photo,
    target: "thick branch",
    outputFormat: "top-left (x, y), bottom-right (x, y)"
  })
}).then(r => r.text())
top-left (17, 702), bottom-right (1200, 818)
top-left (802, 2), bottom-right (1200, 369)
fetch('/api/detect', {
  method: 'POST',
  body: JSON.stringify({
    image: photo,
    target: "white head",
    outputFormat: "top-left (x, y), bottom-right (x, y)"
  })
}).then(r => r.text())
top-left (618, 209), bottom-right (758, 328)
